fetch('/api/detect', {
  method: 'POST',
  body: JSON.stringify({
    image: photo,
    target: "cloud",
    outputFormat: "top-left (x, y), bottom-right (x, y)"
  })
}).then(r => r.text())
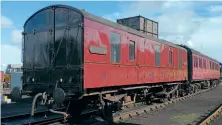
top-left (208, 5), bottom-right (222, 12)
top-left (1, 15), bottom-right (22, 70)
top-left (103, 1), bottom-right (222, 62)
top-left (186, 40), bottom-right (194, 47)
top-left (11, 29), bottom-right (23, 44)
top-left (0, 44), bottom-right (22, 71)
top-left (1, 16), bottom-right (13, 28)
top-left (1, 15), bottom-right (22, 44)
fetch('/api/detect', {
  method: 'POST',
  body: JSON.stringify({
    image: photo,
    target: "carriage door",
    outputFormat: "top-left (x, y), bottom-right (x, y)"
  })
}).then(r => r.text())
top-left (53, 7), bottom-right (83, 68)
top-left (52, 7), bottom-right (83, 93)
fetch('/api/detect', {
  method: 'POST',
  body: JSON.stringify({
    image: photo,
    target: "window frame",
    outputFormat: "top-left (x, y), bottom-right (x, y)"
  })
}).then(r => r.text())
top-left (110, 31), bottom-right (121, 63)
top-left (194, 57), bottom-right (197, 68)
top-left (194, 56), bottom-right (198, 68)
top-left (210, 61), bottom-right (212, 69)
top-left (129, 40), bottom-right (135, 61)
top-left (178, 50), bottom-right (182, 68)
top-left (169, 50), bottom-right (173, 66)
top-left (155, 45), bottom-right (161, 66)
top-left (199, 58), bottom-right (201, 68)
top-left (197, 57), bottom-right (199, 68)
top-left (213, 62), bottom-right (215, 70)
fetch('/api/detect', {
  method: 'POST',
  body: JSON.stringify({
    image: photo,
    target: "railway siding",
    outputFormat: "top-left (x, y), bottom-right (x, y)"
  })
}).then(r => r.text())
top-left (118, 83), bottom-right (222, 125)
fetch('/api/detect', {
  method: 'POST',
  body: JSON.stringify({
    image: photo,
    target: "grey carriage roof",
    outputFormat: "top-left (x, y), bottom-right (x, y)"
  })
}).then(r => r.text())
top-left (23, 4), bottom-right (219, 63)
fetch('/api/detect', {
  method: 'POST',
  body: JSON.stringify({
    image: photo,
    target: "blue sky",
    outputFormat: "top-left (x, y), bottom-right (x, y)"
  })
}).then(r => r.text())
top-left (1, 1), bottom-right (222, 71)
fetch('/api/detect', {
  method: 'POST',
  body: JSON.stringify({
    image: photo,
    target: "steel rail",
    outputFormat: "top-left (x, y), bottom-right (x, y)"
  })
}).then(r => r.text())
top-left (1, 107), bottom-right (67, 125)
top-left (197, 102), bottom-right (222, 125)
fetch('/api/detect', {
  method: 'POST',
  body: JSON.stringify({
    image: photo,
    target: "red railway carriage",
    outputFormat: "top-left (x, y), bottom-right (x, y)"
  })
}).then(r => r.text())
top-left (12, 4), bottom-right (221, 119)
top-left (19, 4), bottom-right (189, 100)
top-left (180, 45), bottom-right (220, 83)
top-left (192, 50), bottom-right (220, 81)
top-left (83, 10), bottom-right (188, 90)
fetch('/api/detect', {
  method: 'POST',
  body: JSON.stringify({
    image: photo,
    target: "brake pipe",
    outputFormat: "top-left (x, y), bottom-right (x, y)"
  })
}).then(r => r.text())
top-left (31, 93), bottom-right (43, 116)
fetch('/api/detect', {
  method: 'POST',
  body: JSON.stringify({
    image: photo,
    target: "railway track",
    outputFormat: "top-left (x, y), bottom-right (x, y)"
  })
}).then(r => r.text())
top-left (197, 102), bottom-right (222, 125)
top-left (117, 83), bottom-right (222, 125)
top-left (1, 83), bottom-right (221, 125)
top-left (1, 96), bottom-right (68, 125)
top-left (48, 84), bottom-right (221, 125)
top-left (1, 107), bottom-right (67, 125)
top-left (112, 84), bottom-right (219, 123)
top-left (66, 82), bottom-right (222, 125)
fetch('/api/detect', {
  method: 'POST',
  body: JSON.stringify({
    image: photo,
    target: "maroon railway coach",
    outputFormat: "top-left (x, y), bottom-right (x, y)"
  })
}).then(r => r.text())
top-left (11, 4), bottom-right (220, 119)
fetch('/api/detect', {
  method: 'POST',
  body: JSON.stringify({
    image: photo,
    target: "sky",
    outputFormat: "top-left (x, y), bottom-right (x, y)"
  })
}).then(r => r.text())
top-left (1, 1), bottom-right (222, 71)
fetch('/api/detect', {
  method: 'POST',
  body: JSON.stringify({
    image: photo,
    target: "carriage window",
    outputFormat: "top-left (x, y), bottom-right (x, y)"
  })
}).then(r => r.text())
top-left (216, 63), bottom-right (217, 70)
top-left (212, 63), bottom-right (214, 70)
top-left (214, 63), bottom-right (216, 70)
top-left (213, 63), bottom-right (215, 70)
top-left (195, 57), bottom-right (198, 68)
top-left (212, 62), bottom-right (214, 70)
top-left (169, 50), bottom-right (172, 65)
top-left (203, 59), bottom-right (206, 69)
top-left (199, 58), bottom-right (201, 68)
top-left (210, 61), bottom-right (212, 69)
top-left (110, 32), bottom-right (121, 63)
top-left (25, 9), bottom-right (53, 32)
top-left (194, 57), bottom-right (197, 68)
top-left (201, 59), bottom-right (203, 68)
top-left (213, 62), bottom-right (214, 70)
top-left (202, 59), bottom-right (205, 69)
top-left (193, 57), bottom-right (195, 67)
top-left (193, 58), bottom-right (195, 67)
top-left (178, 50), bottom-right (182, 68)
top-left (129, 41), bottom-right (135, 61)
top-left (155, 45), bottom-right (160, 66)
top-left (55, 8), bottom-right (69, 28)
top-left (209, 61), bottom-right (211, 69)
top-left (196, 57), bottom-right (199, 68)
